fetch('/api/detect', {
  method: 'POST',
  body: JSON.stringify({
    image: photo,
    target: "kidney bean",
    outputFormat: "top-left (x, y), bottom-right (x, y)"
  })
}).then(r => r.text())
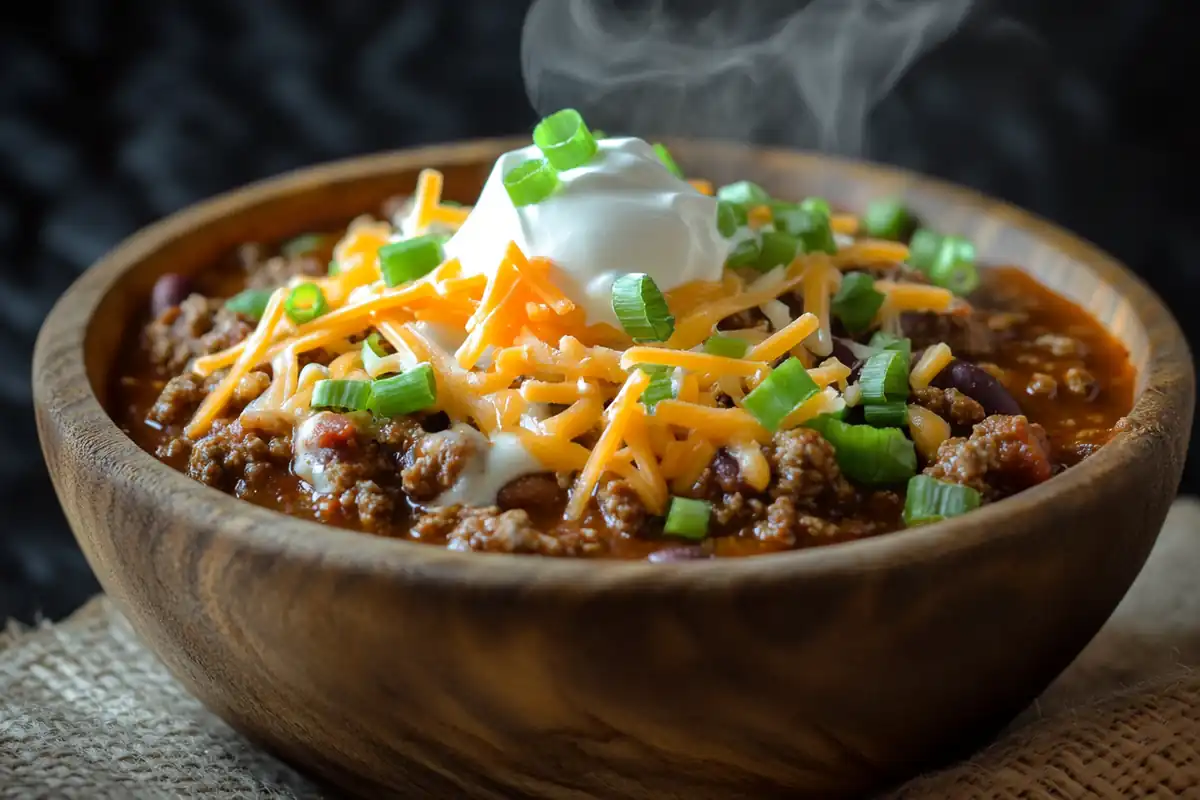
top-left (150, 273), bottom-right (192, 317)
top-left (931, 358), bottom-right (1022, 416)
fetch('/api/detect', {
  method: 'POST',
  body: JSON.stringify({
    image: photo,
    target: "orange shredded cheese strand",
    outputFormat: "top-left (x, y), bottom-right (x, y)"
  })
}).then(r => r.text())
top-left (910, 342), bottom-right (954, 390)
top-left (875, 280), bottom-right (955, 314)
top-left (670, 435), bottom-right (717, 494)
top-left (565, 369), bottom-right (651, 520)
top-left (667, 274), bottom-right (806, 351)
top-left (652, 400), bottom-right (770, 444)
top-left (830, 213), bottom-right (859, 235)
top-left (688, 179), bottom-right (714, 196)
top-left (512, 251), bottom-right (575, 315)
top-left (520, 379), bottom-right (590, 405)
top-left (541, 396), bottom-right (603, 441)
top-left (748, 205), bottom-right (773, 229)
top-left (833, 239), bottom-right (910, 268)
top-left (411, 169), bottom-right (444, 234)
top-left (622, 412), bottom-right (668, 513)
top-left (808, 358), bottom-right (851, 389)
top-left (746, 312), bottom-right (820, 364)
top-left (907, 404), bottom-right (951, 461)
top-left (620, 347), bottom-right (769, 378)
top-left (186, 290), bottom-right (286, 438)
top-left (800, 257), bottom-right (839, 358)
top-left (516, 432), bottom-right (591, 473)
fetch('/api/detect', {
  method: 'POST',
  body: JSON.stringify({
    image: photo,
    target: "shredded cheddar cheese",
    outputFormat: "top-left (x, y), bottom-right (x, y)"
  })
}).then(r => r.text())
top-left (910, 342), bottom-right (954, 390)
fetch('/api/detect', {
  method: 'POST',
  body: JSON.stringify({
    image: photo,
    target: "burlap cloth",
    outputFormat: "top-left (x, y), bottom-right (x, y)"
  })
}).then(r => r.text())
top-left (3, 501), bottom-right (1199, 798)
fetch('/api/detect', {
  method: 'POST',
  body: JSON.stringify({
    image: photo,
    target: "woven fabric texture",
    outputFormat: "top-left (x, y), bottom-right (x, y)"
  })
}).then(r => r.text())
top-left (3, 499), bottom-right (1199, 799)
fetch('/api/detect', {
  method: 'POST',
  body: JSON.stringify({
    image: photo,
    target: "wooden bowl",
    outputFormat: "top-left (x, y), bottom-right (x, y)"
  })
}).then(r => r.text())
top-left (33, 139), bottom-right (1194, 799)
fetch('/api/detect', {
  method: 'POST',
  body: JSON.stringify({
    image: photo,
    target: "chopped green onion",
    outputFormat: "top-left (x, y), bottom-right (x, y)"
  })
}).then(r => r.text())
top-left (327, 260), bottom-right (339, 276)
top-left (703, 334), bottom-right (750, 359)
top-left (640, 368), bottom-right (676, 410)
top-left (281, 233), bottom-right (325, 258)
top-left (717, 180), bottom-right (770, 210)
top-left (532, 108), bottom-right (598, 171)
top-left (929, 235), bottom-right (980, 296)
top-left (831, 272), bottom-right (885, 334)
top-left (862, 199), bottom-right (913, 240)
top-left (312, 379), bottom-right (373, 412)
top-left (653, 143), bottom-right (683, 178)
top-left (903, 474), bottom-right (981, 526)
top-left (503, 158), bottom-right (560, 207)
top-left (859, 350), bottom-right (910, 404)
top-left (726, 238), bottom-right (761, 268)
top-left (371, 364), bottom-right (437, 417)
top-left (756, 231), bottom-right (799, 272)
top-left (773, 206), bottom-right (837, 254)
top-left (361, 333), bottom-right (393, 376)
top-left (863, 400), bottom-right (909, 427)
top-left (663, 496), bottom-right (711, 540)
top-left (908, 228), bottom-right (943, 272)
top-left (800, 197), bottom-right (833, 218)
top-left (224, 289), bottom-right (273, 322)
top-left (284, 283), bottom-right (328, 324)
top-left (716, 201), bottom-right (743, 237)
top-left (611, 273), bottom-right (675, 342)
top-left (868, 331), bottom-right (913, 359)
top-left (811, 417), bottom-right (917, 485)
top-left (742, 357), bottom-right (820, 432)
top-left (379, 235), bottom-right (443, 287)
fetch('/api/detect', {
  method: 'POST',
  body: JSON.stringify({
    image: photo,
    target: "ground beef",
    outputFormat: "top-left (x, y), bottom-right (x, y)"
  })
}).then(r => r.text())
top-left (924, 415), bottom-right (1053, 498)
top-left (400, 428), bottom-right (476, 501)
top-left (141, 294), bottom-right (255, 374)
top-left (1025, 372), bottom-right (1058, 398)
top-left (497, 473), bottom-right (566, 514)
top-left (596, 479), bottom-right (648, 538)
top-left (314, 480), bottom-right (397, 533)
top-left (1065, 367), bottom-right (1099, 400)
top-left (233, 371), bottom-right (271, 406)
top-left (243, 254), bottom-right (326, 291)
top-left (183, 420), bottom-right (292, 493)
top-left (902, 310), bottom-right (998, 358)
top-left (412, 506), bottom-right (584, 555)
top-left (766, 428), bottom-right (854, 504)
top-left (147, 372), bottom-right (208, 426)
top-left (752, 496), bottom-right (840, 547)
top-left (912, 386), bottom-right (987, 428)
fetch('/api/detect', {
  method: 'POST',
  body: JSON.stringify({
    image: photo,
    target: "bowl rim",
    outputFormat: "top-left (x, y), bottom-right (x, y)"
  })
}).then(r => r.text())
top-left (33, 137), bottom-right (1194, 591)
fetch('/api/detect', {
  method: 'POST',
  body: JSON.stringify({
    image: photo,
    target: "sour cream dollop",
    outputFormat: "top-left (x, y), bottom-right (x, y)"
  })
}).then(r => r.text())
top-left (444, 137), bottom-right (730, 329)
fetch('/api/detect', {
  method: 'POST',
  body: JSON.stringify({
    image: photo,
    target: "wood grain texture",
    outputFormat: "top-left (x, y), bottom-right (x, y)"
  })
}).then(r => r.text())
top-left (33, 139), bottom-right (1194, 799)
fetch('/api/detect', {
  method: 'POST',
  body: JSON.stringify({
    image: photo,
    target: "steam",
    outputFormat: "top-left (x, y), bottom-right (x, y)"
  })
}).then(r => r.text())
top-left (521, 0), bottom-right (975, 155)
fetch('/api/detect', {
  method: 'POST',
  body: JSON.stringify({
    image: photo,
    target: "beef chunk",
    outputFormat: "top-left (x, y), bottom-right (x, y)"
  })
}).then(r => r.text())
top-left (912, 386), bottom-right (986, 428)
top-left (902, 311), bottom-right (998, 358)
top-left (412, 507), bottom-right (585, 555)
top-left (596, 479), bottom-right (648, 538)
top-left (766, 428), bottom-right (854, 504)
top-left (141, 294), bottom-right (254, 374)
top-left (400, 427), bottom-right (477, 501)
top-left (184, 420), bottom-right (292, 493)
top-left (924, 415), bottom-right (1053, 498)
top-left (1064, 367), bottom-right (1099, 400)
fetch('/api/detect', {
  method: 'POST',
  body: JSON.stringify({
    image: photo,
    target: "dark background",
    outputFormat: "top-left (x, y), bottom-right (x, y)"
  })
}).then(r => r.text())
top-left (2, 0), bottom-right (1197, 624)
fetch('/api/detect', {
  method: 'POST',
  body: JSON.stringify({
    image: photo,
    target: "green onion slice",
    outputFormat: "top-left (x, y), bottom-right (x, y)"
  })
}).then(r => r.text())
top-left (773, 206), bottom-right (837, 255)
top-left (312, 379), bottom-right (373, 412)
top-left (716, 180), bottom-right (770, 210)
top-left (703, 334), bottom-right (750, 359)
top-left (640, 368), bottom-right (676, 411)
top-left (532, 109), bottom-right (598, 171)
top-left (903, 474), bottom-right (981, 526)
top-left (664, 496), bottom-right (712, 540)
top-left (831, 272), bottom-right (885, 334)
top-left (224, 289), bottom-right (274, 322)
top-left (653, 143), bottom-right (683, 178)
top-left (859, 350), bottom-right (910, 404)
top-left (327, 260), bottom-right (340, 276)
top-left (929, 235), bottom-right (980, 296)
top-left (503, 158), bottom-right (560, 208)
top-left (742, 357), bottom-right (820, 432)
top-left (361, 333), bottom-right (393, 376)
top-left (756, 231), bottom-right (799, 272)
top-left (811, 417), bottom-right (917, 485)
top-left (726, 238), bottom-right (761, 268)
top-left (868, 331), bottom-right (913, 359)
top-left (863, 400), bottom-right (909, 428)
top-left (371, 364), bottom-right (438, 418)
top-left (908, 228), bottom-right (943, 272)
top-left (800, 197), bottom-right (833, 218)
top-left (716, 201), bottom-right (742, 238)
top-left (284, 283), bottom-right (328, 324)
top-left (862, 199), bottom-right (913, 241)
top-left (612, 273), bottom-right (675, 342)
top-left (281, 233), bottom-right (325, 258)
top-left (379, 235), bottom-right (443, 288)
